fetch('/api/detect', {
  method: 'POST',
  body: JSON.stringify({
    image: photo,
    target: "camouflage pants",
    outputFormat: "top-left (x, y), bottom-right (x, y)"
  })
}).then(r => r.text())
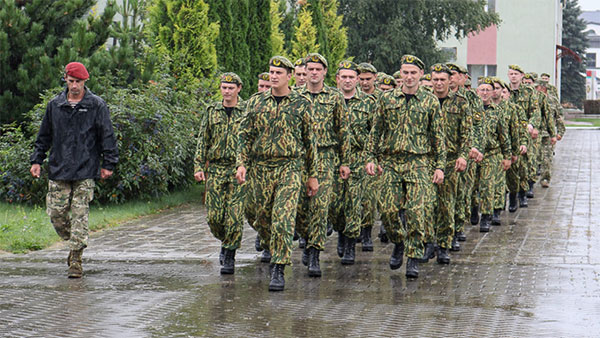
top-left (205, 167), bottom-right (244, 250)
top-left (361, 174), bottom-right (377, 229)
top-left (378, 155), bottom-right (434, 259)
top-left (477, 151), bottom-right (503, 215)
top-left (507, 154), bottom-right (529, 193)
top-left (455, 160), bottom-right (477, 233)
top-left (529, 136), bottom-right (542, 182)
top-left (46, 179), bottom-right (94, 250)
top-left (540, 136), bottom-right (554, 182)
top-left (254, 160), bottom-right (302, 265)
top-left (329, 160), bottom-right (365, 240)
top-left (296, 151), bottom-right (336, 251)
top-left (243, 165), bottom-right (257, 231)
top-left (494, 169), bottom-right (508, 210)
top-left (435, 159), bottom-right (460, 249)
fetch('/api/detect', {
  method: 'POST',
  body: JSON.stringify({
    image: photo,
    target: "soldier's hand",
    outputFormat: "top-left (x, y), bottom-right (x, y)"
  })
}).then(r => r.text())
top-left (527, 124), bottom-right (534, 134)
top-left (455, 157), bottom-right (467, 172)
top-left (520, 145), bottom-right (527, 155)
top-left (557, 134), bottom-right (562, 141)
top-left (30, 164), bottom-right (41, 178)
top-left (470, 148), bottom-right (483, 163)
top-left (194, 171), bottom-right (206, 182)
top-left (307, 177), bottom-right (319, 196)
top-left (377, 165), bottom-right (383, 175)
top-left (511, 155), bottom-right (518, 164)
top-left (501, 159), bottom-right (512, 171)
top-left (235, 166), bottom-right (246, 184)
top-left (100, 168), bottom-right (113, 180)
top-left (551, 137), bottom-right (557, 145)
top-left (365, 162), bottom-right (376, 176)
top-left (340, 166), bottom-right (351, 180)
top-left (432, 169), bottom-right (444, 185)
top-left (531, 128), bottom-right (539, 139)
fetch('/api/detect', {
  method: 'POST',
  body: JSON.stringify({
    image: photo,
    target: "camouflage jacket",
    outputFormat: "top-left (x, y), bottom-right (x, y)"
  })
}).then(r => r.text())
top-left (237, 88), bottom-right (319, 178)
top-left (510, 83), bottom-right (541, 129)
top-left (297, 85), bottom-right (351, 167)
top-left (438, 90), bottom-right (472, 161)
top-left (458, 87), bottom-right (487, 153)
top-left (537, 92), bottom-right (557, 139)
top-left (548, 94), bottom-right (565, 136)
top-left (365, 87), bottom-right (384, 101)
top-left (498, 100), bottom-right (528, 156)
top-left (482, 103), bottom-right (511, 159)
top-left (344, 89), bottom-right (377, 168)
top-left (367, 86), bottom-right (447, 170)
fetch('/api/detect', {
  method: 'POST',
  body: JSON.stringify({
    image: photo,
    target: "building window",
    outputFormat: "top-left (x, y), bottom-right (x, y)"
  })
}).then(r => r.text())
top-left (586, 53), bottom-right (597, 68)
top-left (485, 0), bottom-right (496, 13)
top-left (441, 47), bottom-right (457, 62)
top-left (468, 64), bottom-right (497, 87)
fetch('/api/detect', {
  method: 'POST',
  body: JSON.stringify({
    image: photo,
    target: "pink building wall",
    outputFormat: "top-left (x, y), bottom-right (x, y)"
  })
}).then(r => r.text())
top-left (467, 25), bottom-right (497, 65)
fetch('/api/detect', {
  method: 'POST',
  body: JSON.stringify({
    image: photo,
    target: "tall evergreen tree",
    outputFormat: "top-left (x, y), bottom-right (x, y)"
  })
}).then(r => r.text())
top-left (291, 6), bottom-right (319, 62)
top-left (206, 0), bottom-right (235, 74)
top-left (270, 0), bottom-right (287, 57)
top-left (307, 0), bottom-right (328, 55)
top-left (0, 0), bottom-right (116, 124)
top-left (247, 0), bottom-right (272, 95)
top-left (560, 0), bottom-right (588, 108)
top-left (231, 0), bottom-right (252, 98)
top-left (322, 0), bottom-right (347, 84)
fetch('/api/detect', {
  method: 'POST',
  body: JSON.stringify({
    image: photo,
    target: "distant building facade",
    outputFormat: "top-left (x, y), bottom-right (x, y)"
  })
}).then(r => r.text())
top-left (581, 10), bottom-right (600, 100)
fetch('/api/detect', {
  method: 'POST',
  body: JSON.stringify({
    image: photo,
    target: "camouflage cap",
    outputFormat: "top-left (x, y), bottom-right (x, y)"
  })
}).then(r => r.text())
top-left (480, 76), bottom-right (495, 87)
top-left (380, 74), bottom-right (396, 86)
top-left (420, 73), bottom-right (432, 81)
top-left (465, 78), bottom-right (472, 86)
top-left (540, 72), bottom-right (551, 78)
top-left (294, 58), bottom-right (306, 67)
top-left (523, 73), bottom-right (536, 81)
top-left (400, 54), bottom-right (425, 70)
top-left (446, 63), bottom-right (464, 74)
top-left (357, 62), bottom-right (377, 74)
top-left (536, 78), bottom-right (549, 87)
top-left (305, 52), bottom-right (328, 68)
top-left (392, 70), bottom-right (402, 79)
top-left (430, 63), bottom-right (452, 75)
top-left (529, 72), bottom-right (538, 80)
top-left (337, 60), bottom-right (358, 73)
top-left (257, 72), bottom-right (270, 81)
top-left (269, 56), bottom-right (295, 71)
top-left (508, 64), bottom-right (524, 74)
top-left (221, 72), bottom-right (242, 86)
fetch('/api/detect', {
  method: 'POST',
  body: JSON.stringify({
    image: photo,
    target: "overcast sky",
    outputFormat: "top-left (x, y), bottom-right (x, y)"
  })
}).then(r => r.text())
top-left (578, 0), bottom-right (599, 11)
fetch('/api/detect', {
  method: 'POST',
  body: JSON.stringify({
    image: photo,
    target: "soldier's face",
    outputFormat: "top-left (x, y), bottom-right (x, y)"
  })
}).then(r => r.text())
top-left (492, 83), bottom-right (503, 99)
top-left (378, 83), bottom-right (394, 91)
top-left (358, 73), bottom-right (376, 92)
top-left (295, 66), bottom-right (307, 86)
top-left (258, 79), bottom-right (271, 92)
top-left (449, 71), bottom-right (460, 90)
top-left (501, 88), bottom-right (510, 100)
top-left (306, 62), bottom-right (326, 85)
top-left (269, 66), bottom-right (292, 90)
top-left (523, 78), bottom-right (534, 85)
top-left (541, 75), bottom-right (550, 82)
top-left (431, 72), bottom-right (449, 95)
top-left (400, 64), bottom-right (423, 90)
top-left (220, 82), bottom-right (241, 101)
top-left (507, 69), bottom-right (523, 85)
top-left (336, 69), bottom-right (358, 94)
top-left (394, 78), bottom-right (403, 88)
top-left (477, 84), bottom-right (494, 104)
top-left (65, 75), bottom-right (86, 97)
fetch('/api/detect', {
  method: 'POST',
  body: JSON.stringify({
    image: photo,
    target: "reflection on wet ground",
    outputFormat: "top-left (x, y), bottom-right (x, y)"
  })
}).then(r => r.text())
top-left (1, 130), bottom-right (599, 337)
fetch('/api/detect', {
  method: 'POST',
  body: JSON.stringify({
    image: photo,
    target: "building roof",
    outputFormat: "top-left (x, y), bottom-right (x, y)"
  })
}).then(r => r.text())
top-left (581, 10), bottom-right (600, 25)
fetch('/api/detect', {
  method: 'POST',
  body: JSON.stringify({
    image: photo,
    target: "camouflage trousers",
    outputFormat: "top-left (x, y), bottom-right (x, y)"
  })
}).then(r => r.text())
top-left (455, 160), bottom-right (477, 234)
top-left (435, 158), bottom-right (460, 249)
top-left (476, 151), bottom-right (503, 215)
top-left (378, 155), bottom-right (434, 259)
top-left (506, 153), bottom-right (529, 193)
top-left (296, 150), bottom-right (336, 251)
top-left (329, 157), bottom-right (365, 240)
top-left (361, 174), bottom-right (377, 229)
top-left (253, 159), bottom-right (303, 265)
top-left (540, 136), bottom-right (554, 182)
top-left (243, 165), bottom-right (257, 231)
top-left (46, 179), bottom-right (95, 250)
top-left (529, 136), bottom-right (542, 182)
top-left (494, 169), bottom-right (508, 210)
top-left (205, 166), bottom-right (244, 250)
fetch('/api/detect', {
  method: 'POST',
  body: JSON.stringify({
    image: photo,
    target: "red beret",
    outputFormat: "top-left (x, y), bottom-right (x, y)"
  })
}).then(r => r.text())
top-left (65, 62), bottom-right (89, 80)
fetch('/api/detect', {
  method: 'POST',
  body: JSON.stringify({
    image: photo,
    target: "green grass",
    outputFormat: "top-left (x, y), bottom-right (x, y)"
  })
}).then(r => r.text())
top-left (0, 184), bottom-right (204, 253)
top-left (565, 118), bottom-right (600, 127)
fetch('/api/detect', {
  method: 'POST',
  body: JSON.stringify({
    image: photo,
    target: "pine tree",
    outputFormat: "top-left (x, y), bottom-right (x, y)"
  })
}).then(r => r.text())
top-left (560, 0), bottom-right (588, 108)
top-left (307, 0), bottom-right (328, 55)
top-left (322, 0), bottom-right (347, 84)
top-left (247, 0), bottom-right (272, 96)
top-left (270, 0), bottom-right (287, 57)
top-left (231, 0), bottom-right (252, 98)
top-left (206, 0), bottom-right (235, 73)
top-left (291, 6), bottom-right (319, 62)
top-left (0, 0), bottom-right (116, 124)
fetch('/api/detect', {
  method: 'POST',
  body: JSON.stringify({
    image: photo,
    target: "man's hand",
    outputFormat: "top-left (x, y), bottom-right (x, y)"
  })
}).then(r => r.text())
top-left (366, 162), bottom-right (376, 176)
top-left (557, 134), bottom-right (562, 141)
top-left (235, 166), bottom-right (246, 184)
top-left (511, 155), bottom-right (518, 164)
top-left (531, 128), bottom-right (539, 139)
top-left (194, 171), bottom-right (206, 182)
top-left (520, 145), bottom-right (527, 155)
top-left (307, 177), bottom-right (319, 196)
top-left (455, 157), bottom-right (467, 172)
top-left (551, 137), bottom-right (557, 145)
top-left (501, 159), bottom-right (512, 171)
top-left (30, 164), bottom-right (41, 178)
top-left (340, 166), bottom-right (351, 180)
top-left (432, 169), bottom-right (444, 185)
top-left (469, 148), bottom-right (484, 163)
top-left (100, 168), bottom-right (113, 179)
top-left (377, 165), bottom-right (383, 175)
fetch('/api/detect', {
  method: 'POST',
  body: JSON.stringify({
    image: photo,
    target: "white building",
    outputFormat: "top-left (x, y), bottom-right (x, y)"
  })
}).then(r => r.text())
top-left (581, 10), bottom-right (600, 100)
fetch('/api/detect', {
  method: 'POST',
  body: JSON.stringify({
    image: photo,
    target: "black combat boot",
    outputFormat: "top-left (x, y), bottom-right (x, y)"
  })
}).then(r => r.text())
top-left (298, 237), bottom-right (306, 249)
top-left (518, 191), bottom-right (528, 208)
top-left (492, 209), bottom-right (502, 225)
top-left (417, 242), bottom-right (435, 263)
top-left (269, 264), bottom-right (285, 292)
top-left (255, 234), bottom-right (263, 252)
top-left (379, 224), bottom-right (389, 243)
top-left (260, 250), bottom-right (271, 263)
top-left (221, 248), bottom-right (236, 275)
top-left (405, 258), bottom-right (419, 278)
top-left (480, 214), bottom-right (491, 232)
top-left (389, 241), bottom-right (404, 270)
top-left (450, 236), bottom-right (461, 251)
top-left (302, 247), bottom-right (309, 266)
top-left (361, 226), bottom-right (374, 252)
top-left (327, 220), bottom-right (333, 237)
top-left (337, 232), bottom-right (346, 258)
top-left (293, 230), bottom-right (299, 241)
top-left (509, 192), bottom-right (518, 212)
top-left (307, 247), bottom-right (322, 277)
top-left (456, 230), bottom-right (467, 242)
top-left (526, 180), bottom-right (535, 198)
top-left (436, 247), bottom-right (450, 264)
top-left (341, 237), bottom-right (356, 265)
top-left (470, 205), bottom-right (480, 225)
top-left (219, 247), bottom-right (225, 265)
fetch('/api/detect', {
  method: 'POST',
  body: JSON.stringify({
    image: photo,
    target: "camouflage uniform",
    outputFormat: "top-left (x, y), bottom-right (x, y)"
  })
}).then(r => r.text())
top-left (329, 89), bottom-right (376, 240)
top-left (367, 86), bottom-right (446, 259)
top-left (237, 89), bottom-right (318, 265)
top-left (540, 92), bottom-right (562, 183)
top-left (194, 99), bottom-right (246, 250)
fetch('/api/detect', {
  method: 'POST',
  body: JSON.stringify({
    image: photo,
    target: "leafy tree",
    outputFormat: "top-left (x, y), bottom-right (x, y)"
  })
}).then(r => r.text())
top-left (339, 0), bottom-right (500, 73)
top-left (560, 0), bottom-right (587, 108)
top-left (0, 0), bottom-right (116, 124)
top-left (291, 6), bottom-right (319, 62)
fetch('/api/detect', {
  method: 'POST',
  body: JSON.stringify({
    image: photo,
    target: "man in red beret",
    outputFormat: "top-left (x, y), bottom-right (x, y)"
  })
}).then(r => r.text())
top-left (30, 62), bottom-right (118, 278)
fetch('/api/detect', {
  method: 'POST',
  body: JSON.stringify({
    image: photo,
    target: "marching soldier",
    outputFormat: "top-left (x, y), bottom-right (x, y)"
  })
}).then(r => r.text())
top-left (257, 72), bottom-right (271, 92)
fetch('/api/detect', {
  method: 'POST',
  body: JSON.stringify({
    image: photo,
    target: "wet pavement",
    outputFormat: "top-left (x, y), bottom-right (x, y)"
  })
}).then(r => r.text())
top-left (1, 129), bottom-right (599, 337)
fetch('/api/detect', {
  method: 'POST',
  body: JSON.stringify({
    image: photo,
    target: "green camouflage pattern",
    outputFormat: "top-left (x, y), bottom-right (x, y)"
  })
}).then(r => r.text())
top-left (505, 100), bottom-right (531, 193)
top-left (205, 167), bottom-right (245, 249)
top-left (510, 84), bottom-right (541, 184)
top-left (46, 179), bottom-right (95, 250)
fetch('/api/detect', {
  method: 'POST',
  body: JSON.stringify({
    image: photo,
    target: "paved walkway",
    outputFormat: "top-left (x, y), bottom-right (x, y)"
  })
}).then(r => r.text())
top-left (1, 129), bottom-right (599, 337)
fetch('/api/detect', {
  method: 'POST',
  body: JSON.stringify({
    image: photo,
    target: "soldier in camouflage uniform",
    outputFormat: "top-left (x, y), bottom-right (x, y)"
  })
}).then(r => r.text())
top-left (294, 58), bottom-right (308, 88)
top-left (535, 79), bottom-right (563, 187)
top-left (366, 55), bottom-right (446, 279)
top-left (508, 65), bottom-right (541, 210)
top-left (420, 73), bottom-right (433, 91)
top-left (236, 56), bottom-right (319, 292)
top-left (257, 72), bottom-right (271, 92)
top-left (475, 78), bottom-right (512, 232)
top-left (30, 62), bottom-right (118, 278)
top-left (296, 53), bottom-right (351, 278)
top-left (358, 63), bottom-right (383, 99)
top-left (194, 73), bottom-right (246, 275)
top-left (378, 73), bottom-right (397, 91)
top-left (393, 70), bottom-right (403, 88)
top-left (540, 73), bottom-right (560, 99)
top-left (330, 60), bottom-right (377, 263)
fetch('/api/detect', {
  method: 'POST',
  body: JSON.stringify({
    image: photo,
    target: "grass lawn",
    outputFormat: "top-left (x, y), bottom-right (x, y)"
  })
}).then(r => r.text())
top-left (565, 118), bottom-right (600, 127)
top-left (0, 184), bottom-right (203, 253)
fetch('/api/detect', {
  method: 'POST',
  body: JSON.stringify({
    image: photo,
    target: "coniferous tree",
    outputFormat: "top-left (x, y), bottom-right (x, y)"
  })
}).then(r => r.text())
top-left (247, 0), bottom-right (272, 95)
top-left (291, 6), bottom-right (319, 63)
top-left (231, 0), bottom-right (252, 98)
top-left (207, 0), bottom-right (235, 74)
top-left (322, 0), bottom-right (347, 84)
top-left (560, 0), bottom-right (588, 108)
top-left (270, 0), bottom-right (287, 57)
